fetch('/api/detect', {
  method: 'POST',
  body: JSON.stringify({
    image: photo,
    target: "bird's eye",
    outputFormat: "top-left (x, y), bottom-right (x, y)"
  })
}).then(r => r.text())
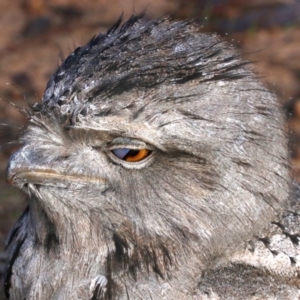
top-left (111, 148), bottom-right (152, 162)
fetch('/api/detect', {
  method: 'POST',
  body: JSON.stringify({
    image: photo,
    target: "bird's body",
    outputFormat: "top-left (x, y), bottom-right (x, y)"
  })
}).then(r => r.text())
top-left (4, 16), bottom-right (300, 299)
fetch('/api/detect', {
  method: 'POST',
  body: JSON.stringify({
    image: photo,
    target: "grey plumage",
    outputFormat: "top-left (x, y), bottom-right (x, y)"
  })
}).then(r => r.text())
top-left (4, 15), bottom-right (299, 299)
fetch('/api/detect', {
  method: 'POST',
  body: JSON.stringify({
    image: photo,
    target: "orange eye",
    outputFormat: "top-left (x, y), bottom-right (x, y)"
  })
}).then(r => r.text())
top-left (111, 148), bottom-right (152, 162)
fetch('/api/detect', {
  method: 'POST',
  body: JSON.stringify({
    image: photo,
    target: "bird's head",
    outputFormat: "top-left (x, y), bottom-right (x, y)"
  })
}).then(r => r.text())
top-left (7, 16), bottom-right (289, 272)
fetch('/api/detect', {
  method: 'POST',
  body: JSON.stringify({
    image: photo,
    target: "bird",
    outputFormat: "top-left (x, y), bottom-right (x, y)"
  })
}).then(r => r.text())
top-left (4, 15), bottom-right (300, 299)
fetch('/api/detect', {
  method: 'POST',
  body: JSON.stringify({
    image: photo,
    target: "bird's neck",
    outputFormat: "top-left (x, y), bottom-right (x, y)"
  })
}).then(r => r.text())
top-left (28, 194), bottom-right (200, 281)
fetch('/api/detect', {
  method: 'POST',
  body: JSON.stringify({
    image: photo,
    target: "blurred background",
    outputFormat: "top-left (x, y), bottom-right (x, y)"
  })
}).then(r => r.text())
top-left (0, 0), bottom-right (300, 297)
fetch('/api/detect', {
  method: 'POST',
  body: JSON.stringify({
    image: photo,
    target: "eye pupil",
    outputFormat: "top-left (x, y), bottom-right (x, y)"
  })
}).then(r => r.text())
top-left (111, 148), bottom-right (151, 162)
top-left (126, 149), bottom-right (140, 158)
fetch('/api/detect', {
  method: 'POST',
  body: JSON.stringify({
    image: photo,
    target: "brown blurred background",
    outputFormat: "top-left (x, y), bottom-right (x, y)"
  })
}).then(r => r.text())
top-left (0, 0), bottom-right (300, 298)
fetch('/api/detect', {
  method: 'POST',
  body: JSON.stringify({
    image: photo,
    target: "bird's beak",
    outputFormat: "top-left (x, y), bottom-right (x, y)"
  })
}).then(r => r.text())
top-left (7, 147), bottom-right (106, 187)
top-left (7, 169), bottom-right (106, 186)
